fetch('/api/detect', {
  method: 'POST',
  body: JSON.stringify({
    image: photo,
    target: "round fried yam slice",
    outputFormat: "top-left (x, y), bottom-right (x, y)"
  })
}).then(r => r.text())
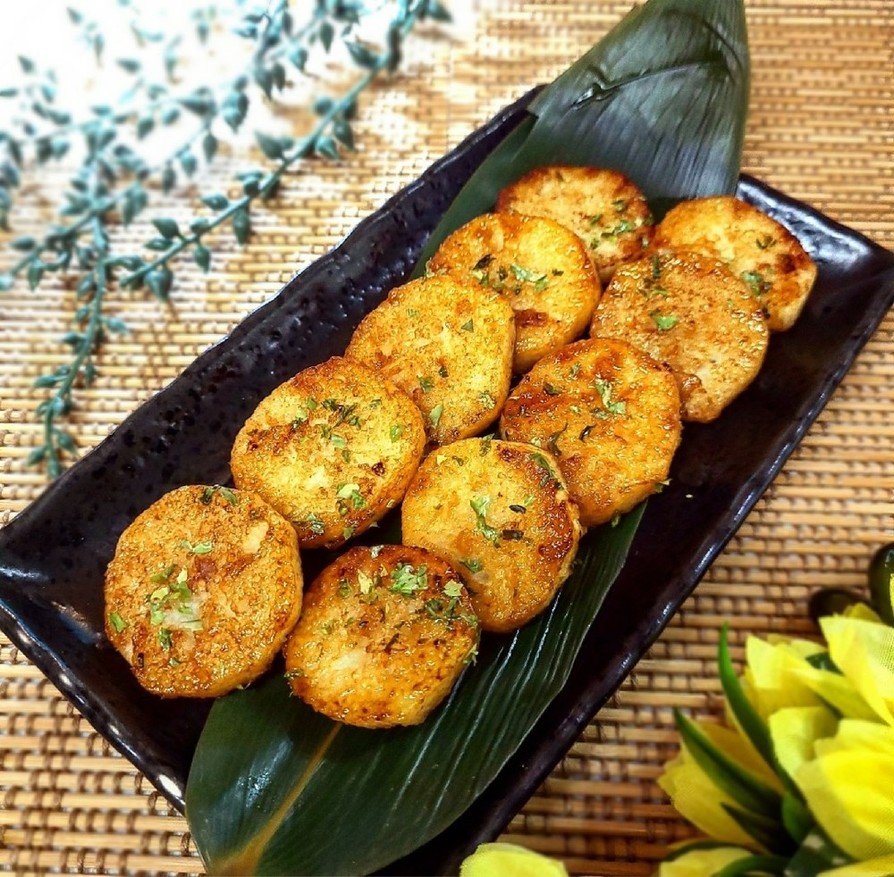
top-left (104, 485), bottom-right (302, 698)
top-left (230, 356), bottom-right (425, 549)
top-left (495, 165), bottom-right (654, 283)
top-left (589, 252), bottom-right (769, 423)
top-left (428, 213), bottom-right (601, 372)
top-left (345, 275), bottom-right (515, 445)
top-left (402, 438), bottom-right (582, 633)
top-left (651, 195), bottom-right (817, 331)
top-left (499, 339), bottom-right (682, 528)
top-left (284, 544), bottom-right (478, 728)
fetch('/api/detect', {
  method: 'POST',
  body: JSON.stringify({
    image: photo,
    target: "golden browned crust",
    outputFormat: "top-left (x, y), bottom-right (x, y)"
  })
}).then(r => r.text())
top-left (650, 195), bottom-right (817, 331)
top-left (499, 338), bottom-right (682, 527)
top-left (402, 438), bottom-right (582, 633)
top-left (589, 252), bottom-right (769, 422)
top-left (345, 275), bottom-right (515, 445)
top-left (230, 356), bottom-right (426, 549)
top-left (284, 544), bottom-right (478, 728)
top-left (104, 485), bottom-right (303, 698)
top-left (428, 213), bottom-right (601, 372)
top-left (495, 165), bottom-right (654, 283)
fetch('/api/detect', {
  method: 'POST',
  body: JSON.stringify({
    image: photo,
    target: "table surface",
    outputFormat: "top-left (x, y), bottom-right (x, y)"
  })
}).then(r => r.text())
top-left (1, 1), bottom-right (892, 874)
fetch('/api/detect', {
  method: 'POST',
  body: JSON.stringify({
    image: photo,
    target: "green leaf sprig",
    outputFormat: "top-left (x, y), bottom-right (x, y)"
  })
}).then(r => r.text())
top-left (0, 0), bottom-right (450, 479)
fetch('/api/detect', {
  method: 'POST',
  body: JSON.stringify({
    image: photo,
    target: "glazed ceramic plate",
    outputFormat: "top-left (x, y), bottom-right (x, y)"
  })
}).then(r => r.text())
top-left (1, 93), bottom-right (893, 873)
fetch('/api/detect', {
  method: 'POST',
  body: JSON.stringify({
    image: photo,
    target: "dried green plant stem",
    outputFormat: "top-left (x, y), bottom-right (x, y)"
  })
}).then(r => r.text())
top-left (0, 0), bottom-right (449, 478)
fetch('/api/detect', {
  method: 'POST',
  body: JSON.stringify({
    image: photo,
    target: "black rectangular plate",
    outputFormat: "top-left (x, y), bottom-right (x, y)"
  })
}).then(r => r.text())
top-left (1, 91), bottom-right (893, 873)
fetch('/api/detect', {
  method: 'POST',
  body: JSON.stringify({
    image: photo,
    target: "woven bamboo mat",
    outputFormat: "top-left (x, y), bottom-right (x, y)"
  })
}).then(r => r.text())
top-left (1, 1), bottom-right (892, 874)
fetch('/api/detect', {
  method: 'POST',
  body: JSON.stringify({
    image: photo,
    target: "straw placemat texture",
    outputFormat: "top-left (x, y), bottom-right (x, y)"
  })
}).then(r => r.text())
top-left (1, 1), bottom-right (892, 874)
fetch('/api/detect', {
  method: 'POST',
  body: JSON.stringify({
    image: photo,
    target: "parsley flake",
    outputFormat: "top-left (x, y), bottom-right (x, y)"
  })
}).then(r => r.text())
top-left (179, 539), bottom-right (213, 555)
top-left (390, 563), bottom-right (428, 596)
top-left (460, 558), bottom-right (483, 574)
top-left (108, 611), bottom-right (127, 633)
top-left (418, 375), bottom-right (434, 393)
top-left (461, 319), bottom-right (474, 332)
top-left (650, 310), bottom-right (679, 331)
top-left (429, 403), bottom-right (444, 429)
top-left (470, 495), bottom-right (500, 546)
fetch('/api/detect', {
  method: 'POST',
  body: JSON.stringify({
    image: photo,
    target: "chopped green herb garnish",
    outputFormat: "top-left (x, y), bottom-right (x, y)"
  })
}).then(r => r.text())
top-left (390, 563), bottom-right (428, 596)
top-left (530, 452), bottom-right (559, 487)
top-left (593, 378), bottom-right (627, 415)
top-left (587, 213), bottom-right (603, 226)
top-left (306, 512), bottom-right (325, 535)
top-left (650, 310), bottom-right (679, 331)
top-left (330, 434), bottom-right (348, 450)
top-left (407, 307), bottom-right (419, 318)
top-left (179, 539), bottom-right (213, 555)
top-left (460, 558), bottom-right (483, 574)
top-left (199, 485), bottom-right (238, 505)
top-left (108, 611), bottom-right (127, 633)
top-left (390, 424), bottom-right (403, 442)
top-left (429, 403), bottom-right (444, 429)
top-left (741, 270), bottom-right (770, 298)
top-left (336, 482), bottom-right (366, 510)
top-left (543, 383), bottom-right (562, 396)
top-left (511, 264), bottom-right (549, 290)
top-left (612, 198), bottom-right (628, 212)
top-left (342, 525), bottom-right (355, 540)
top-left (569, 362), bottom-right (581, 379)
top-left (418, 375), bottom-right (434, 393)
top-left (756, 234), bottom-right (776, 250)
top-left (149, 564), bottom-right (176, 585)
top-left (479, 391), bottom-right (495, 408)
top-left (444, 581), bottom-right (463, 599)
top-left (461, 319), bottom-right (474, 332)
top-left (470, 495), bottom-right (500, 546)
top-left (338, 579), bottom-right (352, 598)
top-left (158, 628), bottom-right (172, 650)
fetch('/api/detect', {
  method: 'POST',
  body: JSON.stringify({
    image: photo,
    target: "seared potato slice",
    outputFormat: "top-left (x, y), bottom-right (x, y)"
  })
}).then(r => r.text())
top-left (284, 544), bottom-right (478, 728)
top-left (589, 252), bottom-right (769, 423)
top-left (650, 195), bottom-right (817, 331)
top-left (428, 213), bottom-right (601, 372)
top-left (346, 275), bottom-right (515, 445)
top-left (230, 356), bottom-right (425, 549)
top-left (402, 438), bottom-right (582, 633)
top-left (500, 339), bottom-right (681, 528)
top-left (495, 166), bottom-right (653, 283)
top-left (104, 485), bottom-right (302, 698)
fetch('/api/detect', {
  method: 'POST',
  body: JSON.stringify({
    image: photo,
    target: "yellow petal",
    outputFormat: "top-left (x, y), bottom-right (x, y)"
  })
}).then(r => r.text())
top-left (795, 750), bottom-right (894, 860)
top-left (813, 719), bottom-right (894, 760)
top-left (459, 843), bottom-right (568, 877)
top-left (745, 636), bottom-right (824, 719)
top-left (842, 603), bottom-right (885, 625)
top-left (767, 705), bottom-right (837, 782)
top-left (820, 853), bottom-right (894, 876)
top-left (657, 754), bottom-right (760, 849)
top-left (658, 845), bottom-right (754, 876)
top-left (696, 721), bottom-right (783, 791)
top-left (793, 662), bottom-right (879, 722)
top-left (822, 616), bottom-right (894, 725)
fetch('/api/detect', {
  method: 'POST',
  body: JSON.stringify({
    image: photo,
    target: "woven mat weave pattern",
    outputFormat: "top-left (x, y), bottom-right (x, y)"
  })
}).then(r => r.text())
top-left (1, 1), bottom-right (893, 874)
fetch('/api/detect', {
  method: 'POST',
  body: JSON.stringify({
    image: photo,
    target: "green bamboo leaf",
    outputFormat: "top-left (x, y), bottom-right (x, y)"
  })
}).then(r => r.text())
top-left (186, 0), bottom-right (749, 873)
top-left (718, 625), bottom-right (775, 770)
top-left (675, 711), bottom-right (783, 817)
top-left (187, 510), bottom-right (643, 875)
top-left (417, 0), bottom-right (748, 267)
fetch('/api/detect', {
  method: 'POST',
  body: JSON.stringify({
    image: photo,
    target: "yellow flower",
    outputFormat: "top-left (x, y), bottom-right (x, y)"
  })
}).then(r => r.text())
top-left (459, 843), bottom-right (568, 877)
top-left (743, 629), bottom-right (877, 722)
top-left (821, 615), bottom-right (894, 726)
top-left (657, 720), bottom-right (782, 850)
top-left (794, 720), bottom-right (894, 860)
top-left (658, 843), bottom-right (755, 876)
